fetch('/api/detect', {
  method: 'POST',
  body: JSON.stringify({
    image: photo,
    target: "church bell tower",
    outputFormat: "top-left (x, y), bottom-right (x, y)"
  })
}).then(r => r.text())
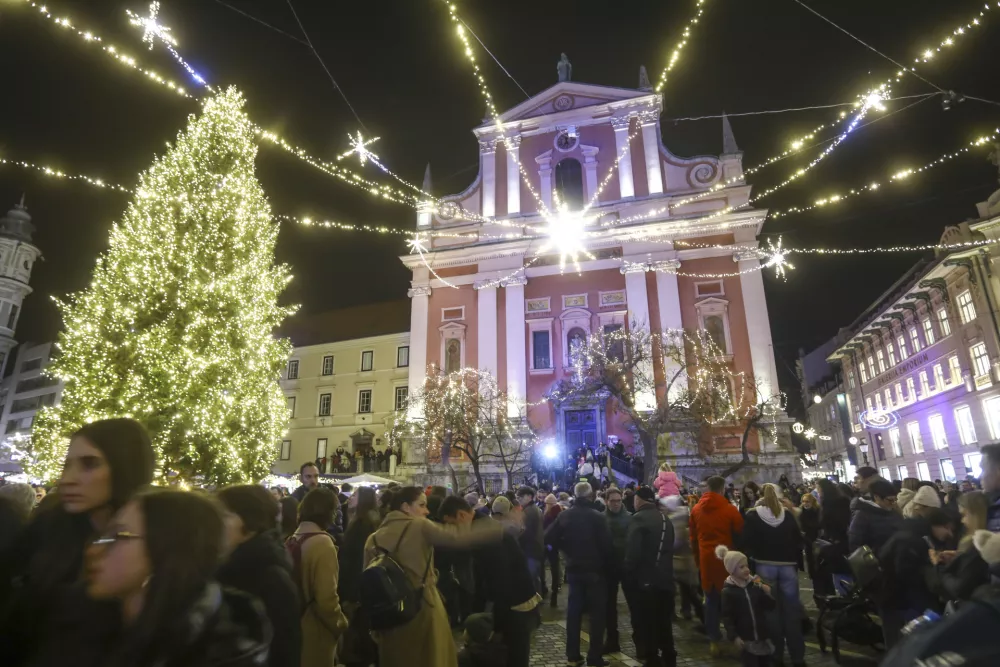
top-left (0, 196), bottom-right (42, 375)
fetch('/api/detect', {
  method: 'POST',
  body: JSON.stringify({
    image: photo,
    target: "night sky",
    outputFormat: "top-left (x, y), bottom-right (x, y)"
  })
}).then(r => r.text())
top-left (1, 0), bottom-right (998, 417)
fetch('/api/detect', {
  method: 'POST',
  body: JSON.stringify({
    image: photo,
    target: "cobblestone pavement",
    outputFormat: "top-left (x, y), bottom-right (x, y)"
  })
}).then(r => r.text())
top-left (464, 571), bottom-right (884, 667)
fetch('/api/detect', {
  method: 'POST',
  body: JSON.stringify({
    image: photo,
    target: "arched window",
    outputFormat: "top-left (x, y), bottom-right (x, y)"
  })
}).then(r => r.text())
top-left (704, 315), bottom-right (727, 354)
top-left (554, 158), bottom-right (584, 210)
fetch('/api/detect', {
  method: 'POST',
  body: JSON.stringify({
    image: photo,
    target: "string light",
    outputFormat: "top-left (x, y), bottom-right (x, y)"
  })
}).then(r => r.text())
top-left (23, 1), bottom-right (192, 98)
top-left (763, 237), bottom-right (794, 279)
top-left (0, 156), bottom-right (133, 194)
top-left (654, 0), bottom-right (708, 94)
top-left (126, 2), bottom-right (213, 90)
top-left (338, 131), bottom-right (381, 166)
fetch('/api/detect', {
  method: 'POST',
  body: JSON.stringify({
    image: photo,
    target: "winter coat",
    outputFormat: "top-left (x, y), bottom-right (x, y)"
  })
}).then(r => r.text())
top-left (542, 504), bottom-right (562, 529)
top-left (690, 492), bottom-right (744, 593)
top-left (848, 499), bottom-right (903, 555)
top-left (624, 504), bottom-right (674, 591)
top-left (820, 495), bottom-right (852, 544)
top-left (337, 511), bottom-right (380, 666)
top-left (605, 507), bottom-right (631, 572)
top-left (215, 530), bottom-right (300, 667)
top-left (518, 503), bottom-right (545, 561)
top-left (721, 578), bottom-right (776, 643)
top-left (470, 515), bottom-right (537, 620)
top-left (877, 517), bottom-right (945, 613)
top-left (939, 543), bottom-right (990, 602)
top-left (667, 506), bottom-right (698, 585)
top-left (291, 485), bottom-right (310, 503)
top-left (364, 510), bottom-right (502, 667)
top-left (896, 488), bottom-right (916, 516)
top-left (741, 506), bottom-right (803, 565)
top-left (544, 497), bottom-right (614, 576)
top-left (291, 522), bottom-right (348, 667)
top-left (798, 506), bottom-right (820, 544)
top-left (653, 471), bottom-right (681, 498)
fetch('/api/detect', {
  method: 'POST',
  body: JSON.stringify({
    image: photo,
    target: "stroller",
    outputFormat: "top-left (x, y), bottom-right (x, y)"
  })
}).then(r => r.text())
top-left (813, 542), bottom-right (884, 664)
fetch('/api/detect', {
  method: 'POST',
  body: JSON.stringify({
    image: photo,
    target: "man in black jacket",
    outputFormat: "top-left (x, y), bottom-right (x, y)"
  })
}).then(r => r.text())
top-left (516, 486), bottom-right (545, 592)
top-left (625, 486), bottom-right (676, 667)
top-left (442, 496), bottom-right (539, 667)
top-left (291, 462), bottom-right (320, 502)
top-left (848, 479), bottom-right (902, 555)
top-left (545, 481), bottom-right (614, 667)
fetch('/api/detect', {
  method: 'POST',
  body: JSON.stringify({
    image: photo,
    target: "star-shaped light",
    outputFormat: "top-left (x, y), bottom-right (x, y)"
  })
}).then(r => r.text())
top-left (764, 236), bottom-right (794, 280)
top-left (406, 235), bottom-right (428, 255)
top-left (127, 2), bottom-right (177, 50)
top-left (803, 428), bottom-right (817, 440)
top-left (338, 131), bottom-right (381, 167)
top-left (537, 204), bottom-right (594, 273)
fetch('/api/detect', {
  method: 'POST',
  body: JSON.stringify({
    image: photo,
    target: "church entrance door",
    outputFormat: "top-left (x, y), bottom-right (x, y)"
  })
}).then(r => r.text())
top-left (565, 409), bottom-right (597, 450)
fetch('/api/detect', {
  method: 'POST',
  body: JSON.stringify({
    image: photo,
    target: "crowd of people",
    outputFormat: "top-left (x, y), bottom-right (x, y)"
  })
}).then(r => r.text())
top-left (2, 422), bottom-right (1000, 667)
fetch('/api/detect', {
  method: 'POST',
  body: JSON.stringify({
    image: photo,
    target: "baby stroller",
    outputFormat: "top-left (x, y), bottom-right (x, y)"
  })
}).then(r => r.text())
top-left (813, 543), bottom-right (884, 664)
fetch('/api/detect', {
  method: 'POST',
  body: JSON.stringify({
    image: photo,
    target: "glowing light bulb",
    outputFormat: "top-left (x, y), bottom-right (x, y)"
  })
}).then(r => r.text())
top-left (764, 237), bottom-right (794, 280)
top-left (538, 205), bottom-right (594, 273)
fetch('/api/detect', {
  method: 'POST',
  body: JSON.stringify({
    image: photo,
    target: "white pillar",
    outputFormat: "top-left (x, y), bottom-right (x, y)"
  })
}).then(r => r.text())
top-left (506, 136), bottom-right (521, 215)
top-left (480, 139), bottom-right (496, 218)
top-left (639, 111), bottom-right (663, 195)
top-left (735, 250), bottom-right (780, 399)
top-left (611, 116), bottom-right (635, 199)
top-left (621, 263), bottom-right (655, 410)
top-left (407, 285), bottom-right (431, 418)
top-left (504, 276), bottom-right (527, 417)
top-left (475, 281), bottom-right (498, 379)
top-left (581, 145), bottom-right (599, 203)
top-left (535, 152), bottom-right (553, 211)
top-left (654, 261), bottom-right (684, 401)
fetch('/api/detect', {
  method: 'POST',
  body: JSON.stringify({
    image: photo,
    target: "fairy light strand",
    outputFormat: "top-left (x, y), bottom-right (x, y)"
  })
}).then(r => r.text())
top-left (654, 0), bottom-right (708, 94)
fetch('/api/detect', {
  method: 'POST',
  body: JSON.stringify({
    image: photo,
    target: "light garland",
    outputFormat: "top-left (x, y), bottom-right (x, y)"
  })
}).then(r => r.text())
top-left (338, 131), bottom-right (380, 166)
top-left (126, 1), bottom-right (213, 91)
top-left (0, 156), bottom-right (133, 194)
top-left (654, 0), bottom-right (708, 94)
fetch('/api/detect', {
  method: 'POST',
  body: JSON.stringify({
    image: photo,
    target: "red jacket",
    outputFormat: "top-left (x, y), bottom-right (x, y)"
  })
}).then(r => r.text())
top-left (690, 491), bottom-right (744, 593)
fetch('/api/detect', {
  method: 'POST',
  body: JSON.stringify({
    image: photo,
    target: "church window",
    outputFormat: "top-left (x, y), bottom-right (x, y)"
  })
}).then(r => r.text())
top-left (554, 158), bottom-right (584, 210)
top-left (704, 315), bottom-right (727, 354)
top-left (567, 327), bottom-right (588, 368)
top-left (445, 339), bottom-right (462, 373)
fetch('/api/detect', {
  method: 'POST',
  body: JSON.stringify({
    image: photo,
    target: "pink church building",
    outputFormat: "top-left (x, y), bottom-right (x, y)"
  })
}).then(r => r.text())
top-left (401, 77), bottom-right (795, 479)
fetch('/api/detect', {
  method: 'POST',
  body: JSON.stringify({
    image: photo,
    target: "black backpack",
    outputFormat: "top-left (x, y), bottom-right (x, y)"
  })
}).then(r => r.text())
top-left (361, 521), bottom-right (432, 630)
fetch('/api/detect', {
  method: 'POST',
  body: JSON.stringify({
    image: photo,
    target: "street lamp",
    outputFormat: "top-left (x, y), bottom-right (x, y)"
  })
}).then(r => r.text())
top-left (813, 395), bottom-right (823, 404)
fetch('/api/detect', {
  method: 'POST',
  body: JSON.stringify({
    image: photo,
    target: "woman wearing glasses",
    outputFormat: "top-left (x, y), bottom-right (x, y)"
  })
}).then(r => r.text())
top-left (83, 489), bottom-right (270, 667)
top-left (1, 418), bottom-right (155, 665)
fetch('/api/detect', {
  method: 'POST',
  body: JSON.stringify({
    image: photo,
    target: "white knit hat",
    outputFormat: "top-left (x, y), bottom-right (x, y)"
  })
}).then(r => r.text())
top-left (715, 545), bottom-right (747, 575)
top-left (911, 485), bottom-right (942, 509)
top-left (973, 529), bottom-right (1000, 565)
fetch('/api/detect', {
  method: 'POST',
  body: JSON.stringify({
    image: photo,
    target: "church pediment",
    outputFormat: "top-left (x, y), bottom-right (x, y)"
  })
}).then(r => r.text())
top-left (480, 82), bottom-right (657, 127)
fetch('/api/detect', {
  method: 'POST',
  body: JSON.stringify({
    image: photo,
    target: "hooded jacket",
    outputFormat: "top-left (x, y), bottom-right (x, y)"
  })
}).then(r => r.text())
top-left (690, 492), bottom-right (744, 592)
top-left (848, 499), bottom-right (903, 555)
top-left (544, 497), bottom-right (614, 576)
top-left (215, 530), bottom-right (299, 667)
top-left (720, 577), bottom-right (776, 643)
top-left (653, 471), bottom-right (681, 498)
top-left (741, 506), bottom-right (803, 565)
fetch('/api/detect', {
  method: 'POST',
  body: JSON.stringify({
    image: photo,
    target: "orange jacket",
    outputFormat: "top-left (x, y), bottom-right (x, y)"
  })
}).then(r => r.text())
top-left (690, 491), bottom-right (744, 592)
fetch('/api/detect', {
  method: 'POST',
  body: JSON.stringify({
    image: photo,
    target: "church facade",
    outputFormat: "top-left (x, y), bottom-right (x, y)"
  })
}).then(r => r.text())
top-left (400, 78), bottom-right (796, 482)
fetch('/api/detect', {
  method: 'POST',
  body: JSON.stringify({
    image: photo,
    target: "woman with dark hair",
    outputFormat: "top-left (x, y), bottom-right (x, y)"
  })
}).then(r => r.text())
top-left (80, 489), bottom-right (269, 666)
top-left (338, 486), bottom-right (380, 667)
top-left (278, 496), bottom-right (299, 540)
top-left (814, 478), bottom-right (852, 596)
top-left (364, 486), bottom-right (502, 667)
top-left (216, 485), bottom-right (300, 667)
top-left (1, 418), bottom-right (155, 664)
top-left (738, 481), bottom-right (760, 518)
top-left (291, 487), bottom-right (349, 667)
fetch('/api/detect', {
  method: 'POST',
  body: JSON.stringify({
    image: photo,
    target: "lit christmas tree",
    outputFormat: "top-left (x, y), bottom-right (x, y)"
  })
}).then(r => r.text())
top-left (29, 88), bottom-right (294, 485)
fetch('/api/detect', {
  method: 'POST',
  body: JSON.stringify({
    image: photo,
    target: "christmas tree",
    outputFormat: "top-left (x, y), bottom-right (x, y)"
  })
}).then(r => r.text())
top-left (30, 88), bottom-right (294, 485)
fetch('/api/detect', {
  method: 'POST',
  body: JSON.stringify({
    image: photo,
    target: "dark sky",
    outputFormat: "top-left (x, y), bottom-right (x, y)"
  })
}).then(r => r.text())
top-left (1, 0), bottom-right (998, 416)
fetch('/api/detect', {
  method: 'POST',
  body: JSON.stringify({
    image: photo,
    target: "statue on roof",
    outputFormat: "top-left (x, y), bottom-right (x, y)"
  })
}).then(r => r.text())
top-left (557, 53), bottom-right (572, 82)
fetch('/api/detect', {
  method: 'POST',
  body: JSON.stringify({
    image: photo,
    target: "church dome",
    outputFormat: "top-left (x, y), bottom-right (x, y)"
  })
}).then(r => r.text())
top-left (0, 196), bottom-right (35, 243)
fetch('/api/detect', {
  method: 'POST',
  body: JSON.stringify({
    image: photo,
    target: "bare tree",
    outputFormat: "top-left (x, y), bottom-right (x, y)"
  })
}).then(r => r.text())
top-left (550, 324), bottom-right (782, 483)
top-left (389, 368), bottom-right (538, 492)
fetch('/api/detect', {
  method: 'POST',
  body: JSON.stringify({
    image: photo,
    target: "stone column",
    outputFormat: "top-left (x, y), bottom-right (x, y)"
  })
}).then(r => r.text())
top-left (475, 280), bottom-right (498, 379)
top-left (480, 139), bottom-right (497, 218)
top-left (407, 285), bottom-right (431, 417)
top-left (581, 145), bottom-right (600, 202)
top-left (535, 152), bottom-right (553, 210)
top-left (638, 110), bottom-right (664, 195)
top-left (621, 263), bottom-right (655, 410)
top-left (504, 276), bottom-right (528, 417)
top-left (506, 136), bottom-right (521, 215)
top-left (734, 248), bottom-right (780, 399)
top-left (654, 260), bottom-right (684, 401)
top-left (611, 115), bottom-right (635, 199)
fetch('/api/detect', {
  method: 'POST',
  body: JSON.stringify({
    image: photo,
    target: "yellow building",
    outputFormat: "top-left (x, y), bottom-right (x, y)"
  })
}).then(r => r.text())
top-left (274, 302), bottom-right (410, 475)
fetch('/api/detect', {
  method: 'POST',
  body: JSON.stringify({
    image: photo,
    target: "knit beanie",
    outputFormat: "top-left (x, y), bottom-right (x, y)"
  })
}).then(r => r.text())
top-left (492, 496), bottom-right (512, 515)
top-left (911, 485), bottom-right (942, 509)
top-left (544, 494), bottom-right (558, 505)
top-left (715, 545), bottom-right (747, 575)
top-left (973, 529), bottom-right (1000, 565)
top-left (463, 612), bottom-right (494, 644)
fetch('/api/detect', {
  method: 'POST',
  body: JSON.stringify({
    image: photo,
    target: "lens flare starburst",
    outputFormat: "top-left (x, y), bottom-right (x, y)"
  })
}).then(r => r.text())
top-left (537, 204), bottom-right (595, 273)
top-left (127, 2), bottom-right (177, 50)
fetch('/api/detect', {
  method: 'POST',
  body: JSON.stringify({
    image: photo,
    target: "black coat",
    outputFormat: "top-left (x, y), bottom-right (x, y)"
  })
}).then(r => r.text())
top-left (741, 508), bottom-right (803, 565)
top-left (216, 530), bottom-right (300, 667)
top-left (848, 500), bottom-right (903, 555)
top-left (798, 506), bottom-right (820, 544)
top-left (472, 515), bottom-right (537, 617)
top-left (623, 504), bottom-right (674, 590)
top-left (721, 579), bottom-right (776, 642)
top-left (543, 497), bottom-right (614, 576)
top-left (820, 495), bottom-right (852, 544)
top-left (939, 546), bottom-right (990, 602)
top-left (877, 517), bottom-right (944, 613)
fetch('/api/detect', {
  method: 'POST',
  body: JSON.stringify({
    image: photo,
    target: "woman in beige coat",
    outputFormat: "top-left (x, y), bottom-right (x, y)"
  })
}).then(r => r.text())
top-left (364, 486), bottom-right (501, 667)
top-left (290, 488), bottom-right (349, 667)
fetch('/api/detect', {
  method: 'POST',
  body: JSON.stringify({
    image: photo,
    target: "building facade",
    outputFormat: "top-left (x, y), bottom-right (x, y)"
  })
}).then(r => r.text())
top-left (0, 342), bottom-right (63, 443)
top-left (275, 326), bottom-right (410, 476)
top-left (827, 193), bottom-right (1000, 483)
top-left (798, 339), bottom-right (856, 481)
top-left (401, 77), bottom-right (796, 480)
top-left (0, 197), bottom-right (41, 375)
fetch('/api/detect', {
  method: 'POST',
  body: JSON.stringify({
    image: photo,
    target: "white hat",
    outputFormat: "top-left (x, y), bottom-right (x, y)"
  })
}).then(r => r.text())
top-left (715, 545), bottom-right (747, 575)
top-left (911, 485), bottom-right (942, 509)
top-left (973, 530), bottom-right (1000, 565)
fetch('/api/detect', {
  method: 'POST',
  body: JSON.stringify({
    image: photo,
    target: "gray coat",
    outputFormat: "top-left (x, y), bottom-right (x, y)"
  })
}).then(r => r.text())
top-left (624, 504), bottom-right (674, 591)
